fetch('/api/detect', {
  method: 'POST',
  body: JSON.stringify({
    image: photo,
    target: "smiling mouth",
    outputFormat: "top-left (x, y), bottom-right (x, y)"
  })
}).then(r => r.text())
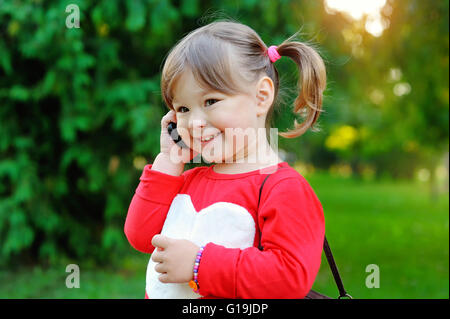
top-left (201, 132), bottom-right (221, 143)
top-left (193, 132), bottom-right (221, 148)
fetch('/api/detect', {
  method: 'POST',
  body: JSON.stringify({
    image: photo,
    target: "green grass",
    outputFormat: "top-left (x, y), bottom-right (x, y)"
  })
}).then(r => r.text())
top-left (0, 252), bottom-right (148, 299)
top-left (307, 172), bottom-right (449, 299)
top-left (0, 172), bottom-right (448, 299)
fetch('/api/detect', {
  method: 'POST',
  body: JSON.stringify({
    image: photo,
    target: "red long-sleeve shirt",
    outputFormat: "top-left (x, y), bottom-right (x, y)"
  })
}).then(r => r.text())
top-left (124, 161), bottom-right (325, 299)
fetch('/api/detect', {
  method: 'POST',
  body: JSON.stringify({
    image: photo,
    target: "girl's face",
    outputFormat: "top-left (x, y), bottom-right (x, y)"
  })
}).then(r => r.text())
top-left (171, 69), bottom-right (263, 163)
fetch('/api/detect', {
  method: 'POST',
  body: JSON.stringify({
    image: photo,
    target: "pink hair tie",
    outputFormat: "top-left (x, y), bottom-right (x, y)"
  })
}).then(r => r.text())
top-left (267, 45), bottom-right (281, 63)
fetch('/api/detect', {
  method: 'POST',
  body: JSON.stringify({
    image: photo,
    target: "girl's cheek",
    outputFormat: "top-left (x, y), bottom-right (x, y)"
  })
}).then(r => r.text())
top-left (175, 121), bottom-right (192, 146)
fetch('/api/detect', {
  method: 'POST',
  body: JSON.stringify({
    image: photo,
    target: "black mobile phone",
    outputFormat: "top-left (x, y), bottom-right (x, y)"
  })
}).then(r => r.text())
top-left (167, 122), bottom-right (188, 148)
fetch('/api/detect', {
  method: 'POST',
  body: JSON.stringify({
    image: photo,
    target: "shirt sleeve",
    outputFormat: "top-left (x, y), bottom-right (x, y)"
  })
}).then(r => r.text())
top-left (124, 164), bottom-right (185, 254)
top-left (196, 176), bottom-right (325, 299)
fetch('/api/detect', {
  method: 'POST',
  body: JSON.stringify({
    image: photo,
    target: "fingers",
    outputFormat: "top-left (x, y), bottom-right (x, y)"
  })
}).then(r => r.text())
top-left (152, 234), bottom-right (170, 249)
top-left (151, 250), bottom-right (164, 263)
top-left (158, 273), bottom-right (170, 284)
top-left (154, 262), bottom-right (167, 274)
top-left (161, 110), bottom-right (176, 128)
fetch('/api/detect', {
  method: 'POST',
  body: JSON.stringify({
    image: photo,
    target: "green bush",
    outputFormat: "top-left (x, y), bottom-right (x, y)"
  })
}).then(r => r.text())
top-left (0, 0), bottom-right (172, 265)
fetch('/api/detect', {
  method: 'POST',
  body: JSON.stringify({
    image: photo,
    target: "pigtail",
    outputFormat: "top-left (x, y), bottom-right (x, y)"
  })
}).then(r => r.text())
top-left (276, 39), bottom-right (326, 138)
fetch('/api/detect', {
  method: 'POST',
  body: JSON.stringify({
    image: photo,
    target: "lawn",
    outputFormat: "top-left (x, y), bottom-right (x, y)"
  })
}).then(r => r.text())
top-left (308, 172), bottom-right (449, 299)
top-left (0, 172), bottom-right (448, 299)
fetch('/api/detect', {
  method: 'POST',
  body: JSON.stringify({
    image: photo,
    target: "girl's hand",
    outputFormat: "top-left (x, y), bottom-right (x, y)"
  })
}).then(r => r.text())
top-left (159, 110), bottom-right (198, 163)
top-left (151, 235), bottom-right (200, 283)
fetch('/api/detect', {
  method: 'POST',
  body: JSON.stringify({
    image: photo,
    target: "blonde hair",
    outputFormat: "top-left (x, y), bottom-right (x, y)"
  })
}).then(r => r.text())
top-left (161, 20), bottom-right (326, 138)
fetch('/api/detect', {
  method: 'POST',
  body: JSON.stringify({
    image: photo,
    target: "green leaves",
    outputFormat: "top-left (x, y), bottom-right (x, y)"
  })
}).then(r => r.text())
top-left (9, 86), bottom-right (30, 101)
top-left (126, 0), bottom-right (146, 31)
top-left (0, 40), bottom-right (12, 75)
top-left (150, 0), bottom-right (179, 36)
top-left (180, 0), bottom-right (200, 18)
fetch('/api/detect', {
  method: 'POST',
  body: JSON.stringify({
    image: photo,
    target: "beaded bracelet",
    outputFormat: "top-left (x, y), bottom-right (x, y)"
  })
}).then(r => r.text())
top-left (188, 245), bottom-right (205, 293)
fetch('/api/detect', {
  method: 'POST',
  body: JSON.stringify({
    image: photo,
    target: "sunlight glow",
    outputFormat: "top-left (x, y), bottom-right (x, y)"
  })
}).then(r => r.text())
top-left (325, 0), bottom-right (386, 20)
top-left (393, 82), bottom-right (411, 96)
top-left (324, 0), bottom-right (390, 37)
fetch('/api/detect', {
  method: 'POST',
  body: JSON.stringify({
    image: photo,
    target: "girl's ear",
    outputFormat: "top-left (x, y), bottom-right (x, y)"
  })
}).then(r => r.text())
top-left (255, 76), bottom-right (275, 117)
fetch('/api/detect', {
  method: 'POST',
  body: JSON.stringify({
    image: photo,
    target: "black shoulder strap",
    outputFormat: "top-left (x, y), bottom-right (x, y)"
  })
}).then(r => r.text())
top-left (256, 169), bottom-right (350, 299)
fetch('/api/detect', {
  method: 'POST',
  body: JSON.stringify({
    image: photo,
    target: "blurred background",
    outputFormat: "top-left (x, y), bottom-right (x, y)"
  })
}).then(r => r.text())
top-left (0, 0), bottom-right (448, 298)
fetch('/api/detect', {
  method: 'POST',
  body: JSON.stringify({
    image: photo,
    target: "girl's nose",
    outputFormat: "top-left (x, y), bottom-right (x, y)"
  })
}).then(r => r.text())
top-left (189, 117), bottom-right (207, 130)
top-left (189, 117), bottom-right (207, 139)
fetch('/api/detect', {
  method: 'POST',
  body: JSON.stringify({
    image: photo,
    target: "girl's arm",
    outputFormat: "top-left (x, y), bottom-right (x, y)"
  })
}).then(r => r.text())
top-left (124, 161), bottom-right (185, 254)
top-left (196, 177), bottom-right (325, 299)
top-left (126, 109), bottom-right (195, 253)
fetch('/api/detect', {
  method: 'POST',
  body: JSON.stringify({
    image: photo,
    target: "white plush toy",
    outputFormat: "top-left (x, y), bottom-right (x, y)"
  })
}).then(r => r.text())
top-left (145, 194), bottom-right (256, 299)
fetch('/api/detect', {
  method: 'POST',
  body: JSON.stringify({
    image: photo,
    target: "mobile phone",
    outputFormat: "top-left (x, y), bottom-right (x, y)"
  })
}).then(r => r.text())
top-left (167, 122), bottom-right (188, 148)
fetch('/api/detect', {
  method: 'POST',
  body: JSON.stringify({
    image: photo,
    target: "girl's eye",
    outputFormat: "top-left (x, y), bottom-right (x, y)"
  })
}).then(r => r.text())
top-left (176, 99), bottom-right (219, 112)
top-left (177, 106), bottom-right (189, 113)
top-left (205, 99), bottom-right (219, 107)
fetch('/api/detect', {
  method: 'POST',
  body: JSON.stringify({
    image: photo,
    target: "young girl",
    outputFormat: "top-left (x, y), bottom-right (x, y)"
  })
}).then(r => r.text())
top-left (124, 20), bottom-right (326, 299)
